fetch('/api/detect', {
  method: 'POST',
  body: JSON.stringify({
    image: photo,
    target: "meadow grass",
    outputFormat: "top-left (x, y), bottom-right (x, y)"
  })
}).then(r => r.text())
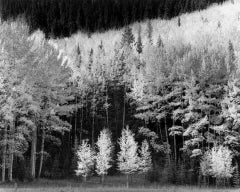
top-left (0, 177), bottom-right (239, 192)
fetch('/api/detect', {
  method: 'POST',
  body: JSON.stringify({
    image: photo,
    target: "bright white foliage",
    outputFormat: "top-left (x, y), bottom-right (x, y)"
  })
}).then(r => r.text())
top-left (96, 129), bottom-right (113, 176)
top-left (139, 140), bottom-right (152, 173)
top-left (118, 126), bottom-right (140, 174)
top-left (75, 140), bottom-right (95, 178)
top-left (211, 146), bottom-right (234, 179)
top-left (131, 73), bottom-right (145, 102)
top-left (200, 146), bottom-right (234, 179)
top-left (200, 150), bottom-right (212, 176)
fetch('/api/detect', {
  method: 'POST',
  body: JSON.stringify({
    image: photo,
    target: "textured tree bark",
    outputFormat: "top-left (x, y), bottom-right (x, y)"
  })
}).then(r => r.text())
top-left (38, 129), bottom-right (45, 178)
top-left (30, 126), bottom-right (37, 179)
top-left (1, 126), bottom-right (7, 182)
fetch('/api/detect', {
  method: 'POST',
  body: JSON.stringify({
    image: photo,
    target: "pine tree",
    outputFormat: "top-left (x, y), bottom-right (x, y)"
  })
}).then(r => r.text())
top-left (88, 48), bottom-right (94, 72)
top-left (96, 129), bottom-right (113, 184)
top-left (146, 20), bottom-right (153, 44)
top-left (139, 140), bottom-right (152, 175)
top-left (178, 17), bottom-right (181, 27)
top-left (136, 24), bottom-right (143, 54)
top-left (227, 40), bottom-right (236, 75)
top-left (75, 140), bottom-right (95, 182)
top-left (121, 26), bottom-right (135, 48)
top-left (157, 35), bottom-right (164, 48)
top-left (118, 126), bottom-right (139, 188)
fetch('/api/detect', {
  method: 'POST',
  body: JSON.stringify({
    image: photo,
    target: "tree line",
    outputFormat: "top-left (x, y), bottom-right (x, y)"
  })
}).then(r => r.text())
top-left (0, 17), bottom-right (240, 187)
top-left (0, 0), bottom-right (226, 37)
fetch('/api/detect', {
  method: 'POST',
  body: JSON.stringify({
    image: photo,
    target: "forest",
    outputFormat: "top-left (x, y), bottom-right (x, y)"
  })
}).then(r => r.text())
top-left (1, 0), bottom-right (240, 190)
top-left (0, 0), bottom-right (226, 37)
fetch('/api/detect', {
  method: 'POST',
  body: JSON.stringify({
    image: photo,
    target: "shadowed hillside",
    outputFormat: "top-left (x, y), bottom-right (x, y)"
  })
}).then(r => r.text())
top-left (0, 0), bottom-right (226, 37)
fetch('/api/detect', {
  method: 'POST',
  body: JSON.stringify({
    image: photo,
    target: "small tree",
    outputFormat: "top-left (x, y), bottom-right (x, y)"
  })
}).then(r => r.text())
top-left (157, 35), bottom-right (164, 48)
top-left (75, 140), bottom-right (95, 182)
top-left (200, 150), bottom-right (212, 186)
top-left (96, 129), bottom-right (113, 184)
top-left (121, 26), bottom-right (135, 47)
top-left (139, 140), bottom-right (152, 177)
top-left (211, 146), bottom-right (234, 186)
top-left (201, 146), bottom-right (234, 187)
top-left (178, 17), bottom-right (181, 27)
top-left (146, 20), bottom-right (153, 44)
top-left (136, 24), bottom-right (143, 54)
top-left (118, 126), bottom-right (139, 188)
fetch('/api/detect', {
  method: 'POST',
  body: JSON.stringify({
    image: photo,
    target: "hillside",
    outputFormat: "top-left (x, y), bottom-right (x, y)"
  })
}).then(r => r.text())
top-left (50, 0), bottom-right (240, 74)
top-left (0, 0), bottom-right (225, 37)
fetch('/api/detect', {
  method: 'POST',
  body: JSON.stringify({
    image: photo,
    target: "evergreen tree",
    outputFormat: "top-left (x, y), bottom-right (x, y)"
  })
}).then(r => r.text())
top-left (136, 24), bottom-right (143, 54)
top-left (146, 20), bottom-right (153, 44)
top-left (121, 26), bottom-right (135, 48)
top-left (139, 140), bottom-right (152, 174)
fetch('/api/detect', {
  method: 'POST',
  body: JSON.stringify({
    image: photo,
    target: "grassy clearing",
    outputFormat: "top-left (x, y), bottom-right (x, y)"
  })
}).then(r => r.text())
top-left (0, 186), bottom-right (239, 192)
top-left (0, 178), bottom-right (239, 192)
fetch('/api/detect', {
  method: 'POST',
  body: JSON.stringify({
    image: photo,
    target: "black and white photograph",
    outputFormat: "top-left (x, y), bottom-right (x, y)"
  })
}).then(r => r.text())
top-left (0, 0), bottom-right (240, 191)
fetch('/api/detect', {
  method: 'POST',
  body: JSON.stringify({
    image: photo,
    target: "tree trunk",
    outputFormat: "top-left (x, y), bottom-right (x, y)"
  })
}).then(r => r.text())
top-left (84, 176), bottom-right (87, 183)
top-left (75, 96), bottom-right (77, 143)
top-left (38, 129), bottom-right (45, 178)
top-left (164, 117), bottom-right (171, 163)
top-left (126, 174), bottom-right (129, 188)
top-left (80, 101), bottom-right (83, 143)
top-left (91, 87), bottom-right (96, 147)
top-left (30, 126), bottom-right (37, 179)
top-left (101, 174), bottom-right (105, 185)
top-left (174, 135), bottom-right (177, 163)
top-left (92, 107), bottom-right (95, 147)
top-left (1, 126), bottom-right (7, 182)
top-left (122, 85), bottom-right (126, 129)
top-left (8, 120), bottom-right (15, 182)
top-left (105, 86), bottom-right (109, 128)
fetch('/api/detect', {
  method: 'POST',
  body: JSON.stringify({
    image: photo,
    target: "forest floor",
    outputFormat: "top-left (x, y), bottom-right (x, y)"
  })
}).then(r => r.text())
top-left (0, 176), bottom-right (239, 192)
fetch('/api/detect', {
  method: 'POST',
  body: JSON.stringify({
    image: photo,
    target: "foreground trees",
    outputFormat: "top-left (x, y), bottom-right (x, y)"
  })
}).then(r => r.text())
top-left (96, 129), bottom-right (113, 184)
top-left (200, 146), bottom-right (234, 185)
top-left (118, 126), bottom-right (140, 188)
top-left (0, 20), bottom-right (73, 182)
top-left (75, 140), bottom-right (95, 182)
